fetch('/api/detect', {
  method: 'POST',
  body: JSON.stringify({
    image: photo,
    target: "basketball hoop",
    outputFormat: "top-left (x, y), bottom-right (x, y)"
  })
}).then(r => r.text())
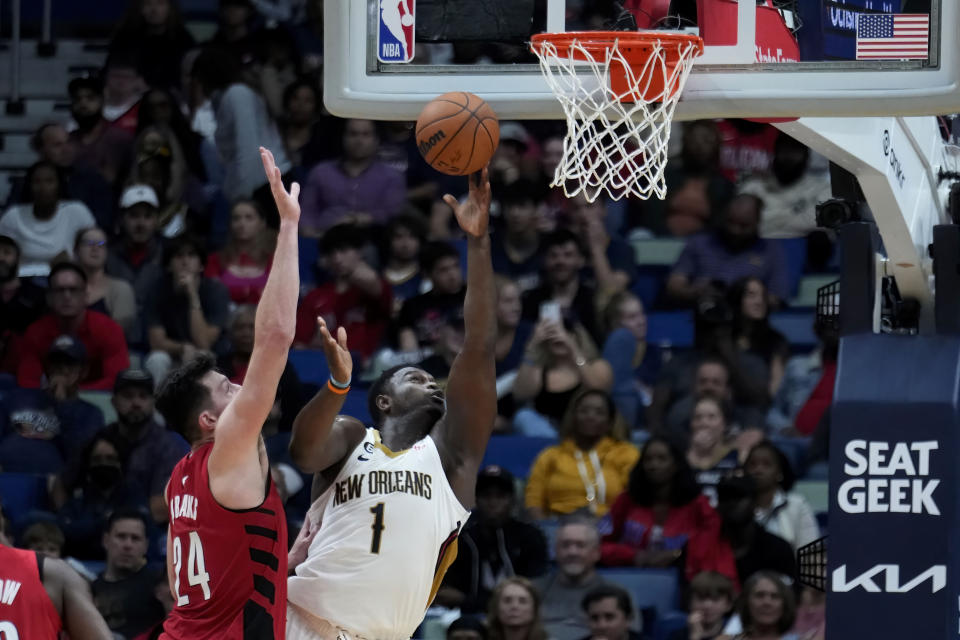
top-left (530, 31), bottom-right (703, 202)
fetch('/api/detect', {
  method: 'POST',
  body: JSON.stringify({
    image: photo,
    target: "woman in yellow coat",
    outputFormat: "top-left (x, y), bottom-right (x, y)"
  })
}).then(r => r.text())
top-left (524, 389), bottom-right (640, 518)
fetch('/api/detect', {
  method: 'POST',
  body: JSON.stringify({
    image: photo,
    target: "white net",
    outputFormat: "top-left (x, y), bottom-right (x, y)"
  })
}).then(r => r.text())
top-left (532, 33), bottom-right (702, 202)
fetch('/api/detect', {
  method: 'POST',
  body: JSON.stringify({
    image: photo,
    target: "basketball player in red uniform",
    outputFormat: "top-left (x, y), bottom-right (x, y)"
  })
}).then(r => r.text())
top-left (0, 520), bottom-right (112, 638)
top-left (155, 148), bottom-right (300, 639)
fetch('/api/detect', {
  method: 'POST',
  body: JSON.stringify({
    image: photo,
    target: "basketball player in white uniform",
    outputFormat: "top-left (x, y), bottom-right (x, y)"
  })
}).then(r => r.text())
top-left (285, 169), bottom-right (497, 640)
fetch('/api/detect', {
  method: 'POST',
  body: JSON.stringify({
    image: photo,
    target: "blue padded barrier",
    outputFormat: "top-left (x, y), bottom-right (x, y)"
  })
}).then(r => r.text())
top-left (481, 436), bottom-right (557, 479)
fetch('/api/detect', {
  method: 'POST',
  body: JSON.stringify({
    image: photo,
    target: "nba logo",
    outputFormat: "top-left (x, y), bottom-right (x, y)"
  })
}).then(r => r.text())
top-left (378, 0), bottom-right (415, 63)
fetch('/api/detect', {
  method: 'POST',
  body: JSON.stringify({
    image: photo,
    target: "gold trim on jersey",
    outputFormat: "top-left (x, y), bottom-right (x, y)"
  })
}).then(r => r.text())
top-left (372, 430), bottom-right (412, 458)
top-left (427, 524), bottom-right (462, 607)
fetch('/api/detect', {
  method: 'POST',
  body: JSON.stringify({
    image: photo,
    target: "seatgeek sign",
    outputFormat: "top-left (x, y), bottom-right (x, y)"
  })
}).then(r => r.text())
top-left (836, 440), bottom-right (939, 516)
top-left (828, 335), bottom-right (960, 639)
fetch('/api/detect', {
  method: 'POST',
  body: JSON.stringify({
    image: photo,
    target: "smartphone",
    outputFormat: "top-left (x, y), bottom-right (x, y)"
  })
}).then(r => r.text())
top-left (539, 301), bottom-right (562, 324)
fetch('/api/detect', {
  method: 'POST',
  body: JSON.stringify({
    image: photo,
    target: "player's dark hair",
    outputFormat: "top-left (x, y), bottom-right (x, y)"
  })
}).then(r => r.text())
top-left (155, 354), bottom-right (217, 442)
top-left (105, 507), bottom-right (150, 535)
top-left (367, 365), bottom-right (408, 426)
top-left (420, 241), bottom-right (460, 274)
top-left (745, 440), bottom-right (797, 492)
top-left (628, 435), bottom-right (701, 507)
top-left (581, 583), bottom-right (633, 617)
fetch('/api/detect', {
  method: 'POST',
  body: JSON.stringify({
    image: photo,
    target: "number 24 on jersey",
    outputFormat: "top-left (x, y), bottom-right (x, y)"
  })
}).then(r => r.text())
top-left (172, 532), bottom-right (211, 605)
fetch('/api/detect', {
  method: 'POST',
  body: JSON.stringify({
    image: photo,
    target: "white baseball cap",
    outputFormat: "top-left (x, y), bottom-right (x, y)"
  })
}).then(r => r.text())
top-left (120, 184), bottom-right (159, 209)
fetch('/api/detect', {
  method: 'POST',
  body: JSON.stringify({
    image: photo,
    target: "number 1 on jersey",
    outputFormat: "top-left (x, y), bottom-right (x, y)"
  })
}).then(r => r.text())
top-left (369, 503), bottom-right (385, 553)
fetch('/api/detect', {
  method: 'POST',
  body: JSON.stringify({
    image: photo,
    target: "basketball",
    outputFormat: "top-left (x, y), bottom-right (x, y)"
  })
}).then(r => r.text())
top-left (415, 92), bottom-right (500, 176)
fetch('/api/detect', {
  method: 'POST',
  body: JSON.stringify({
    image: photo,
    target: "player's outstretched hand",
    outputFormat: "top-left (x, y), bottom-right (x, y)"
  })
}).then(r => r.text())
top-left (260, 146), bottom-right (300, 224)
top-left (443, 167), bottom-right (491, 239)
top-left (317, 317), bottom-right (352, 385)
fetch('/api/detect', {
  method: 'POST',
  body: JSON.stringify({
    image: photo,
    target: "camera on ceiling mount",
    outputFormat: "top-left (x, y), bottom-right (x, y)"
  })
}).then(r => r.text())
top-left (815, 198), bottom-right (862, 230)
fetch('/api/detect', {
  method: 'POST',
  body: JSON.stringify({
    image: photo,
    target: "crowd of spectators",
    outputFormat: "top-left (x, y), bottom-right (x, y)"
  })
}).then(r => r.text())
top-left (0, 1), bottom-right (838, 638)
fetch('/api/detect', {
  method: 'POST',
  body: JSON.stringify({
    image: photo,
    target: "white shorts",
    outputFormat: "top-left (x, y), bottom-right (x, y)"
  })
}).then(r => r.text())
top-left (286, 603), bottom-right (369, 640)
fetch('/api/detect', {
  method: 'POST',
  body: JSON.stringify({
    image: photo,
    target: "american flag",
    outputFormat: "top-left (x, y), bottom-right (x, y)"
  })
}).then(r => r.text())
top-left (856, 14), bottom-right (929, 60)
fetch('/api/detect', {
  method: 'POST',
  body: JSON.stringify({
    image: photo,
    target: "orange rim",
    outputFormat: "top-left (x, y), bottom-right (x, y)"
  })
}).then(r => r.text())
top-left (530, 30), bottom-right (704, 64)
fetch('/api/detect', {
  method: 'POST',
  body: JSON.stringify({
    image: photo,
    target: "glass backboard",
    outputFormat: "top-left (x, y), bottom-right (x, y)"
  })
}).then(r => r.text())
top-left (324, 0), bottom-right (958, 121)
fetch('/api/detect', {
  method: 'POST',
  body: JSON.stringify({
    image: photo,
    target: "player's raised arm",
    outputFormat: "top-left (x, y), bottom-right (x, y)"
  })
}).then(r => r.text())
top-left (288, 318), bottom-right (366, 474)
top-left (434, 169), bottom-right (497, 505)
top-left (208, 148), bottom-right (299, 487)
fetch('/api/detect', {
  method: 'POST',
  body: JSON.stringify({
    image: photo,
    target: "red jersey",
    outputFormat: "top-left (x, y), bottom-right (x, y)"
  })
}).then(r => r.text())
top-left (599, 492), bottom-right (739, 588)
top-left (0, 545), bottom-right (62, 640)
top-left (294, 280), bottom-right (393, 359)
top-left (161, 443), bottom-right (288, 640)
top-left (16, 310), bottom-right (130, 390)
top-left (716, 119), bottom-right (780, 182)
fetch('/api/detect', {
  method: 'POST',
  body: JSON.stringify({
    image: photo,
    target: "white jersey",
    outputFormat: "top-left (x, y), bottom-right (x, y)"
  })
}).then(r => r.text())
top-left (288, 428), bottom-right (470, 640)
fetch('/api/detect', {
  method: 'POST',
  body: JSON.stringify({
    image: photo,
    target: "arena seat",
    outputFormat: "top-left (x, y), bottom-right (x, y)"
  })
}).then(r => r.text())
top-left (0, 472), bottom-right (48, 525)
top-left (299, 235), bottom-right (320, 285)
top-left (78, 390), bottom-right (117, 424)
top-left (794, 479), bottom-right (829, 514)
top-left (536, 519), bottom-right (561, 560)
top-left (768, 435), bottom-right (810, 476)
top-left (791, 274), bottom-right (837, 308)
top-left (631, 265), bottom-right (669, 310)
top-left (651, 610), bottom-right (689, 640)
top-left (481, 435), bottom-right (557, 479)
top-left (646, 311), bottom-right (694, 348)
top-left (632, 237), bottom-right (685, 266)
top-left (772, 237), bottom-right (808, 297)
top-left (769, 311), bottom-right (817, 350)
top-left (597, 567), bottom-right (681, 617)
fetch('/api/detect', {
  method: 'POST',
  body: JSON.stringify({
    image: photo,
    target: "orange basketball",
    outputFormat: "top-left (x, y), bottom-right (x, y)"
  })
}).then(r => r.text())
top-left (415, 92), bottom-right (500, 176)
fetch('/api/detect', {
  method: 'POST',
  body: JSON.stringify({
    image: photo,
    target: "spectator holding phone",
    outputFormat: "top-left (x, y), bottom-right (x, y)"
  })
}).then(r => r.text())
top-left (512, 306), bottom-right (612, 437)
top-left (522, 229), bottom-right (603, 345)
